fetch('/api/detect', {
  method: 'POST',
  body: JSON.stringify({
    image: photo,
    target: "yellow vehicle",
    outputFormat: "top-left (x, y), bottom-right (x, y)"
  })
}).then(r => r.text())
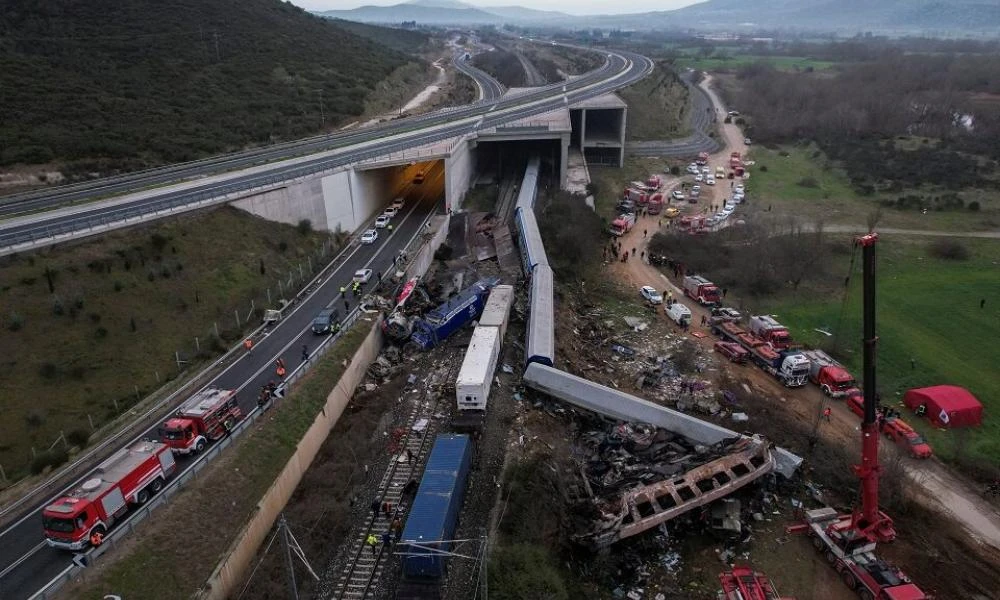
top-left (715, 166), bottom-right (726, 178)
top-left (664, 207), bottom-right (681, 218)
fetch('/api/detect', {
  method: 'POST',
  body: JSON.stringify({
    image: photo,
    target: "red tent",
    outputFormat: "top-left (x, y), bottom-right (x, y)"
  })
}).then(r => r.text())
top-left (903, 385), bottom-right (983, 428)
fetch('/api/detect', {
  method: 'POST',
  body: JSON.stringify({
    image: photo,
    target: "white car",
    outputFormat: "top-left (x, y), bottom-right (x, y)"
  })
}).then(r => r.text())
top-left (706, 216), bottom-right (720, 227)
top-left (695, 174), bottom-right (704, 183)
top-left (361, 229), bottom-right (378, 244)
top-left (721, 205), bottom-right (735, 217)
top-left (732, 194), bottom-right (744, 204)
top-left (728, 110), bottom-right (740, 117)
top-left (382, 206), bottom-right (399, 218)
top-left (391, 197), bottom-right (405, 210)
top-left (686, 164), bottom-right (700, 174)
top-left (353, 269), bottom-right (373, 284)
top-left (734, 185), bottom-right (745, 195)
top-left (692, 185), bottom-right (702, 195)
top-left (706, 176), bottom-right (716, 186)
top-left (744, 138), bottom-right (752, 145)
top-left (700, 166), bottom-right (710, 174)
top-left (640, 286), bottom-right (663, 304)
top-left (671, 190), bottom-right (685, 200)
top-left (374, 215), bottom-right (391, 228)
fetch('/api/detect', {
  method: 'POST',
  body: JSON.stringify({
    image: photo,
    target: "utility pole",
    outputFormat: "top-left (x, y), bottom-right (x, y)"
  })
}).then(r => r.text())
top-left (319, 89), bottom-right (325, 126)
top-left (280, 514), bottom-right (299, 600)
top-left (213, 31), bottom-right (221, 62)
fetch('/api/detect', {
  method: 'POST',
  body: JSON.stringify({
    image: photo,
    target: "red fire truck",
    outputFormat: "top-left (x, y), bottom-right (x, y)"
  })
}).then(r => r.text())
top-left (158, 387), bottom-right (242, 454)
top-left (42, 440), bottom-right (177, 550)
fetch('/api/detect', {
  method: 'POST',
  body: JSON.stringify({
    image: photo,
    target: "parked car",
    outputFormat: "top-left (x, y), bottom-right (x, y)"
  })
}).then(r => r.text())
top-left (664, 207), bottom-right (681, 218)
top-left (695, 174), bottom-right (704, 183)
top-left (728, 110), bottom-right (740, 117)
top-left (361, 229), bottom-right (378, 244)
top-left (734, 184), bottom-right (745, 195)
top-left (413, 171), bottom-right (425, 184)
top-left (744, 138), bottom-right (752, 145)
top-left (375, 215), bottom-right (391, 228)
top-left (391, 197), bottom-right (405, 210)
top-left (710, 307), bottom-right (742, 325)
top-left (706, 176), bottom-right (716, 186)
top-left (353, 269), bottom-right (373, 284)
top-left (686, 164), bottom-right (700, 175)
top-left (700, 166), bottom-right (710, 174)
top-left (640, 286), bottom-right (663, 304)
top-left (383, 207), bottom-right (399, 218)
top-left (312, 308), bottom-right (340, 335)
top-left (691, 185), bottom-right (702, 195)
top-left (671, 190), bottom-right (685, 201)
top-left (721, 205), bottom-right (735, 217)
top-left (706, 216), bottom-right (720, 227)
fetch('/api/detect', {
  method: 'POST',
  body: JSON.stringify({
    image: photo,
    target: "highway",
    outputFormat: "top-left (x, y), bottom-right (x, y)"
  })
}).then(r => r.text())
top-left (0, 50), bottom-right (653, 251)
top-left (0, 161), bottom-right (447, 600)
top-left (0, 46), bottom-right (653, 599)
top-left (452, 51), bottom-right (505, 102)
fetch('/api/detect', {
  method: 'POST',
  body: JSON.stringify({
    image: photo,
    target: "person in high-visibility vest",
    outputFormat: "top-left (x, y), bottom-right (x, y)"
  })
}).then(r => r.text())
top-left (367, 533), bottom-right (378, 555)
top-left (243, 338), bottom-right (253, 355)
top-left (339, 286), bottom-right (346, 295)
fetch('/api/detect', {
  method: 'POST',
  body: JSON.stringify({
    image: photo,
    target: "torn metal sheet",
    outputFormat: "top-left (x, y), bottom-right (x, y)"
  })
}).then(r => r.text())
top-left (577, 437), bottom-right (774, 549)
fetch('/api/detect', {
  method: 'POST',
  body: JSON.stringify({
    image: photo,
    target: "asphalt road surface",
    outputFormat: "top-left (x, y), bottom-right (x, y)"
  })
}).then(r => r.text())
top-left (452, 52), bottom-right (504, 101)
top-left (0, 163), bottom-right (446, 600)
top-left (0, 51), bottom-right (652, 251)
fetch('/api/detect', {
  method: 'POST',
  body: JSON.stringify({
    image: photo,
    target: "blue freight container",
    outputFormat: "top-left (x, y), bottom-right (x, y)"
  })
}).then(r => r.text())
top-left (400, 434), bottom-right (473, 580)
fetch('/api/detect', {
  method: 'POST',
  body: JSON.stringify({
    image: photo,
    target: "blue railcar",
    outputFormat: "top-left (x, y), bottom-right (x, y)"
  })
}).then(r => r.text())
top-left (526, 265), bottom-right (555, 366)
top-left (411, 278), bottom-right (498, 350)
top-left (514, 156), bottom-right (540, 213)
top-left (399, 434), bottom-right (473, 580)
top-left (513, 207), bottom-right (548, 275)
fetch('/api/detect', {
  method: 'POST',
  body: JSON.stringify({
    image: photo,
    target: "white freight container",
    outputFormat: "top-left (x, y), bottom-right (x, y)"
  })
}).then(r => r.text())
top-left (478, 284), bottom-right (514, 340)
top-left (456, 326), bottom-right (502, 411)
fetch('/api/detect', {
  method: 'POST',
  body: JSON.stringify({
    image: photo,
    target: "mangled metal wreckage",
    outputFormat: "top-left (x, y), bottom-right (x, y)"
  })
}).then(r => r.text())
top-left (523, 363), bottom-right (801, 549)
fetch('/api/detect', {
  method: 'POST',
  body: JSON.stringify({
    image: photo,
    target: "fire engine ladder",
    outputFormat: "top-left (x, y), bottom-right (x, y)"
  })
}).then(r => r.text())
top-left (329, 370), bottom-right (453, 600)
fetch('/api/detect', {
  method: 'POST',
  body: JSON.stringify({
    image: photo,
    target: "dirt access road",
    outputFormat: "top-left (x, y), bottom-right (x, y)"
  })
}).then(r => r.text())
top-left (603, 76), bottom-right (1000, 553)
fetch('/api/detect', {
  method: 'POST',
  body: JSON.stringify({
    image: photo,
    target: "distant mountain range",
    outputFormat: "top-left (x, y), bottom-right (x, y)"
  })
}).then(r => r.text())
top-left (319, 0), bottom-right (1000, 35)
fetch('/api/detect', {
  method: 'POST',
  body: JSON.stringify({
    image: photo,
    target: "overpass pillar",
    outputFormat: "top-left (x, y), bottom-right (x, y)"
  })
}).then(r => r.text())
top-left (579, 108), bottom-right (587, 151)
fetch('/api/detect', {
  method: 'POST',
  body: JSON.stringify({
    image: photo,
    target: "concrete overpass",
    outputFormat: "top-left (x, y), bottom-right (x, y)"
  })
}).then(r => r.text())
top-left (0, 48), bottom-right (649, 256)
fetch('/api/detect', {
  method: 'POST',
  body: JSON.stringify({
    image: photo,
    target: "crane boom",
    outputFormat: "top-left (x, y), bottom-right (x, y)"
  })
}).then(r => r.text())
top-left (851, 232), bottom-right (896, 542)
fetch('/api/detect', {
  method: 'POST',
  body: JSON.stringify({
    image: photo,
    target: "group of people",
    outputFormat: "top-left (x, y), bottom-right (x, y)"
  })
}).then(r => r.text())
top-left (367, 498), bottom-right (406, 556)
top-left (257, 380), bottom-right (280, 409)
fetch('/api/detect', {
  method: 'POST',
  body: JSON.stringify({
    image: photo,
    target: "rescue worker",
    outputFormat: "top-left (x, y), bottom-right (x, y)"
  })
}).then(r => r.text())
top-left (339, 285), bottom-right (346, 295)
top-left (387, 224), bottom-right (394, 232)
top-left (382, 530), bottom-right (393, 549)
top-left (243, 338), bottom-right (253, 355)
top-left (822, 406), bottom-right (832, 422)
top-left (367, 533), bottom-right (378, 555)
top-left (276, 358), bottom-right (287, 380)
top-left (90, 529), bottom-right (104, 547)
top-left (390, 517), bottom-right (403, 541)
top-left (301, 344), bottom-right (309, 363)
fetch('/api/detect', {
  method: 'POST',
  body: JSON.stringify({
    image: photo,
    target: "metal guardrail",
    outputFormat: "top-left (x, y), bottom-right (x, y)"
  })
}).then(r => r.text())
top-left (26, 209), bottom-right (438, 600)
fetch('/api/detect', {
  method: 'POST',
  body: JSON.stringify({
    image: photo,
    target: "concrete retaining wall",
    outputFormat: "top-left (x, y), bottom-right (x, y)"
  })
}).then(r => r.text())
top-left (198, 317), bottom-right (384, 600)
top-left (404, 214), bottom-right (451, 281)
top-left (445, 136), bottom-right (475, 212)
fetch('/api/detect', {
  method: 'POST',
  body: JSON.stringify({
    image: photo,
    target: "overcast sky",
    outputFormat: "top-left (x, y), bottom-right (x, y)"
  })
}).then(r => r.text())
top-left (291, 0), bottom-right (703, 16)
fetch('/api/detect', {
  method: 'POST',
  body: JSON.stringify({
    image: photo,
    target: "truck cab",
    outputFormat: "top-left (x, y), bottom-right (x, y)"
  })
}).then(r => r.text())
top-left (816, 366), bottom-right (857, 398)
top-left (158, 388), bottom-right (241, 454)
top-left (749, 315), bottom-right (792, 349)
top-left (882, 418), bottom-right (932, 459)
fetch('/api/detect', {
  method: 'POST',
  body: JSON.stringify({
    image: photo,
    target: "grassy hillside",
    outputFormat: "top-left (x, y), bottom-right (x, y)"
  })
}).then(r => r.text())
top-left (0, 207), bottom-right (330, 480)
top-left (0, 0), bottom-right (417, 173)
top-left (619, 61), bottom-right (690, 141)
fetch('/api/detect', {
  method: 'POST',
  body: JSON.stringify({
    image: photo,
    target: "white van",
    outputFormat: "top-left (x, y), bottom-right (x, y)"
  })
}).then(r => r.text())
top-left (665, 302), bottom-right (692, 326)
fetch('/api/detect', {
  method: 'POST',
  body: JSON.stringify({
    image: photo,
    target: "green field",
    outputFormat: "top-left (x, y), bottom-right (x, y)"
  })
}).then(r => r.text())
top-left (675, 55), bottom-right (837, 71)
top-left (619, 62), bottom-right (691, 141)
top-left (745, 145), bottom-right (999, 231)
top-left (764, 237), bottom-right (1000, 470)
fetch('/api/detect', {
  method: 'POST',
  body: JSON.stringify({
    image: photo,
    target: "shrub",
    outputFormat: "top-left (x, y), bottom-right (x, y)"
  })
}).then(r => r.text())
top-left (797, 177), bottom-right (819, 188)
top-left (67, 429), bottom-right (91, 448)
top-left (89, 312), bottom-right (101, 323)
top-left (147, 271), bottom-right (156, 282)
top-left (278, 241), bottom-right (288, 252)
top-left (20, 277), bottom-right (37, 285)
top-left (52, 297), bottom-right (65, 316)
top-left (130, 317), bottom-right (137, 332)
top-left (759, 165), bottom-right (768, 172)
top-left (74, 296), bottom-right (84, 309)
top-left (114, 280), bottom-right (124, 291)
top-left (95, 326), bottom-right (109, 338)
top-left (297, 219), bottom-right (313, 235)
top-left (25, 411), bottom-right (45, 427)
top-left (150, 233), bottom-right (169, 251)
top-left (968, 201), bottom-right (981, 211)
top-left (8, 312), bottom-right (24, 331)
top-left (30, 449), bottom-right (69, 475)
top-left (928, 239), bottom-right (970, 261)
top-left (39, 362), bottom-right (60, 379)
top-left (669, 165), bottom-right (681, 176)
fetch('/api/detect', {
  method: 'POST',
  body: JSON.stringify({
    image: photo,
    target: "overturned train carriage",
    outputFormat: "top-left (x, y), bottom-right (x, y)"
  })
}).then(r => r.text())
top-left (574, 436), bottom-right (775, 549)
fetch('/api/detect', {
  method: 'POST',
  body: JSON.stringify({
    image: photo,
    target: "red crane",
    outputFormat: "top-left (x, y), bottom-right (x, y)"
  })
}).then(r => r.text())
top-left (789, 232), bottom-right (928, 600)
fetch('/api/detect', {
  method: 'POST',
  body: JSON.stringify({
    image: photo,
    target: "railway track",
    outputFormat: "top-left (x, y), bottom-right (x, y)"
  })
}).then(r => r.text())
top-left (326, 358), bottom-right (461, 600)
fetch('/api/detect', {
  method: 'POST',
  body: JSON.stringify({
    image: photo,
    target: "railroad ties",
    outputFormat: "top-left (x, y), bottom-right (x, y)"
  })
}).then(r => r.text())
top-left (328, 363), bottom-right (456, 600)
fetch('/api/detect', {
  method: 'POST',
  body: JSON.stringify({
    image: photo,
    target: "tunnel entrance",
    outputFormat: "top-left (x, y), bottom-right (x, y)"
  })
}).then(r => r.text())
top-left (466, 139), bottom-right (563, 212)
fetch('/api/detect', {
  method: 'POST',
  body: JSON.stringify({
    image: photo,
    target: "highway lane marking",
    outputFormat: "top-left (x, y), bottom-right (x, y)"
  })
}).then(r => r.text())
top-left (0, 541), bottom-right (47, 581)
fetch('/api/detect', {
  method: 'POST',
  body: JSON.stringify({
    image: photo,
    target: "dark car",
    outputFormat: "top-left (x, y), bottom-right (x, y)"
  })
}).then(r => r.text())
top-left (312, 308), bottom-right (340, 334)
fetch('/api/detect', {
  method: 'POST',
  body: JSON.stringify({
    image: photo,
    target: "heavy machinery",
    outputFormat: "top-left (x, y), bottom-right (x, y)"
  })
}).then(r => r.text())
top-left (790, 233), bottom-right (928, 600)
top-left (719, 566), bottom-right (795, 600)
